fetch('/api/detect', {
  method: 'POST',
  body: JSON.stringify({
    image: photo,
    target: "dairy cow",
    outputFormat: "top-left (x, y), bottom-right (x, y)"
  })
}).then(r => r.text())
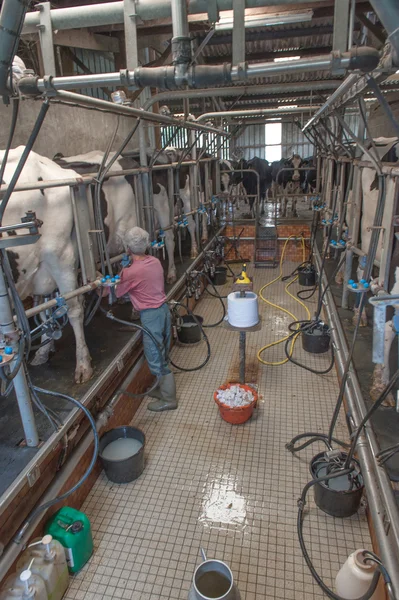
top-left (334, 137), bottom-right (399, 404)
top-left (277, 154), bottom-right (303, 217)
top-left (1, 148), bottom-right (94, 383)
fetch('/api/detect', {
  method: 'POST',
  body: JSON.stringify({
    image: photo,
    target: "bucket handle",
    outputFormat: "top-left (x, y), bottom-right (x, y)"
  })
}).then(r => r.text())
top-left (200, 548), bottom-right (207, 562)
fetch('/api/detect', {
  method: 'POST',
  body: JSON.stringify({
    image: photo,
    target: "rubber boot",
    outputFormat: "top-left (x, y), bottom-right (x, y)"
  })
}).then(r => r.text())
top-left (146, 380), bottom-right (162, 399)
top-left (147, 373), bottom-right (177, 412)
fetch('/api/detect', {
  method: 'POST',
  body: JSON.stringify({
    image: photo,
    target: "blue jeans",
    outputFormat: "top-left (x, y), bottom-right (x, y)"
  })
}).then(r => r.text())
top-left (140, 304), bottom-right (171, 377)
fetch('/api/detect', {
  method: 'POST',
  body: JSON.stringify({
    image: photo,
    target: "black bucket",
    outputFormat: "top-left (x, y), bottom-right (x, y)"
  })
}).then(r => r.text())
top-left (99, 426), bottom-right (145, 484)
top-left (310, 452), bottom-right (364, 518)
top-left (302, 323), bottom-right (331, 354)
top-left (298, 265), bottom-right (316, 287)
top-left (212, 266), bottom-right (227, 286)
top-left (177, 315), bottom-right (204, 344)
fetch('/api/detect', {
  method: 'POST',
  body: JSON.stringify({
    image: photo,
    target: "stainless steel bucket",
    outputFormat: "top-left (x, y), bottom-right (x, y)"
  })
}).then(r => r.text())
top-left (188, 551), bottom-right (241, 600)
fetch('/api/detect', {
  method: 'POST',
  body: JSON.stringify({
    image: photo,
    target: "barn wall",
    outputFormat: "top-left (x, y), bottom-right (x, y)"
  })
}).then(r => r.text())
top-left (0, 98), bottom-right (141, 159)
top-left (232, 124), bottom-right (266, 159)
top-left (367, 92), bottom-right (399, 138)
top-left (281, 121), bottom-right (314, 159)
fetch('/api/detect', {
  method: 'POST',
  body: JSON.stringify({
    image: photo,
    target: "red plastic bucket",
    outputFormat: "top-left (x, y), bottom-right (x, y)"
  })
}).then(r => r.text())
top-left (214, 383), bottom-right (258, 424)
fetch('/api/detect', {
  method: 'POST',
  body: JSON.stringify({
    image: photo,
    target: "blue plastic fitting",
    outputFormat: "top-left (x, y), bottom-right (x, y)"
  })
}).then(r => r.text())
top-left (348, 279), bottom-right (354, 285)
top-left (352, 283), bottom-right (358, 289)
top-left (363, 282), bottom-right (370, 289)
top-left (4, 347), bottom-right (13, 355)
top-left (360, 279), bottom-right (366, 284)
top-left (114, 275), bottom-right (120, 280)
top-left (101, 278), bottom-right (107, 283)
top-left (111, 277), bottom-right (116, 283)
top-left (105, 275), bottom-right (111, 280)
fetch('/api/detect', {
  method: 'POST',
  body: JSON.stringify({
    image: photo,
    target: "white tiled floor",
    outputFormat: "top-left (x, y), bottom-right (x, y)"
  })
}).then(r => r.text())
top-left (65, 261), bottom-right (371, 600)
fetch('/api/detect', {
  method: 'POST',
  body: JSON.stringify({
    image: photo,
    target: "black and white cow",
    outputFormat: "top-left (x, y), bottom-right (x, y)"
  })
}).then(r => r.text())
top-left (234, 157), bottom-right (272, 215)
top-left (334, 137), bottom-right (399, 404)
top-left (1, 148), bottom-right (94, 383)
top-left (277, 154), bottom-right (304, 217)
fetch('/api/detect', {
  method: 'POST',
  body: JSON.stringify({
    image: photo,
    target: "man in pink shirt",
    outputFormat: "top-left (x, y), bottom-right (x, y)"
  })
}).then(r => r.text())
top-left (115, 227), bottom-right (177, 412)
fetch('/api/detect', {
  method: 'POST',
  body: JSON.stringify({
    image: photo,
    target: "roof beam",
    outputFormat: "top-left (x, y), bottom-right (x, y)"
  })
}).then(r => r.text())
top-left (204, 45), bottom-right (332, 64)
top-left (196, 23), bottom-right (360, 45)
top-left (355, 11), bottom-right (386, 44)
top-left (53, 28), bottom-right (120, 53)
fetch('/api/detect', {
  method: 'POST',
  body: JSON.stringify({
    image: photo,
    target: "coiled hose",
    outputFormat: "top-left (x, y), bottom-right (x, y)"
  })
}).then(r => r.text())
top-left (257, 236), bottom-right (311, 366)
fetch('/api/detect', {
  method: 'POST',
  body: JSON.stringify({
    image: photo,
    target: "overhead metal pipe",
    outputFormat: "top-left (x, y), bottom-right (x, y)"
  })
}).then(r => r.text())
top-left (22, 0), bottom-right (329, 35)
top-left (302, 73), bottom-right (360, 132)
top-left (142, 81), bottom-right (345, 110)
top-left (196, 106), bottom-right (321, 122)
top-left (29, 90), bottom-right (229, 136)
top-left (19, 47), bottom-right (379, 97)
top-left (0, 0), bottom-right (30, 97)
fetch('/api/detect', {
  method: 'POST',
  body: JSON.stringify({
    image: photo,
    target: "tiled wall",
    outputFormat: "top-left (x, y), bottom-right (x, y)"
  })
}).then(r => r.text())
top-left (224, 223), bottom-right (311, 262)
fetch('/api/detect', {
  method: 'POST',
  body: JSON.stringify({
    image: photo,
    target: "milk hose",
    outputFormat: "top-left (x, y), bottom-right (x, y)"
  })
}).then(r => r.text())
top-left (257, 236), bottom-right (311, 366)
top-left (14, 386), bottom-right (99, 545)
top-left (99, 306), bottom-right (162, 397)
top-left (169, 301), bottom-right (211, 372)
top-left (200, 272), bottom-right (226, 326)
top-left (297, 468), bottom-right (392, 600)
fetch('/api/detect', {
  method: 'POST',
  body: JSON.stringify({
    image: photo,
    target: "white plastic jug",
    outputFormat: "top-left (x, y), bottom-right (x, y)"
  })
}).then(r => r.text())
top-left (16, 536), bottom-right (69, 600)
top-left (0, 568), bottom-right (48, 599)
top-left (335, 549), bottom-right (379, 599)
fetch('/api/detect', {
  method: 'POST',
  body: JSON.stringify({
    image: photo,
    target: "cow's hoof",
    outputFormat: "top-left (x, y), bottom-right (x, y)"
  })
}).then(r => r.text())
top-left (75, 363), bottom-right (93, 384)
top-left (293, 212), bottom-right (299, 218)
top-left (370, 381), bottom-right (395, 407)
top-left (167, 271), bottom-right (177, 284)
top-left (335, 272), bottom-right (344, 286)
top-left (190, 250), bottom-right (198, 259)
top-left (352, 311), bottom-right (368, 327)
top-left (30, 350), bottom-right (50, 367)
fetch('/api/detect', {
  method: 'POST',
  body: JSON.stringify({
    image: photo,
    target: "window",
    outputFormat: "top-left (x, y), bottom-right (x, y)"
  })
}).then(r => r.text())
top-left (265, 122), bottom-right (282, 162)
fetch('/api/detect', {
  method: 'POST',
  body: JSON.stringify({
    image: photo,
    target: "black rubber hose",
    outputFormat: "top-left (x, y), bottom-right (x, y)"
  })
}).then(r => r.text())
top-left (286, 432), bottom-right (350, 454)
top-left (0, 100), bottom-right (50, 225)
top-left (14, 386), bottom-right (99, 544)
top-left (170, 301), bottom-right (211, 372)
top-left (201, 272), bottom-right (226, 327)
top-left (284, 321), bottom-right (335, 375)
top-left (99, 306), bottom-right (162, 397)
top-left (344, 368), bottom-right (399, 469)
top-left (297, 469), bottom-right (382, 600)
top-left (84, 288), bottom-right (104, 326)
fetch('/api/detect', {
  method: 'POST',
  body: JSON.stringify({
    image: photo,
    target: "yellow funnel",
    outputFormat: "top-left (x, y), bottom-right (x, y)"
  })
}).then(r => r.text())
top-left (235, 264), bottom-right (251, 284)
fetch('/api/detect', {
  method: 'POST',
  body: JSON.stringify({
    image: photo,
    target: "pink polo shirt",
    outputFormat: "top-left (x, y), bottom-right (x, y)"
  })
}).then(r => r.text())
top-left (115, 255), bottom-right (166, 312)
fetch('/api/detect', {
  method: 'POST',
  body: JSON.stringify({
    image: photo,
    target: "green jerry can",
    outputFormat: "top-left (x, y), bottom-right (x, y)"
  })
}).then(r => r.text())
top-left (44, 507), bottom-right (93, 574)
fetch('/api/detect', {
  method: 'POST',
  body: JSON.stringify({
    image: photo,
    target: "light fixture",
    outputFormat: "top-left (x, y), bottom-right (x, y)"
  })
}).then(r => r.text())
top-left (274, 56), bottom-right (301, 63)
top-left (278, 105), bottom-right (298, 109)
top-left (214, 10), bottom-right (313, 31)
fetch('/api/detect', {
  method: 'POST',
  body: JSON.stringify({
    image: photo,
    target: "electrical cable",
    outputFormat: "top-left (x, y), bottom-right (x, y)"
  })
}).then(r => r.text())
top-left (14, 386), bottom-right (99, 545)
top-left (257, 236), bottom-right (311, 366)
top-left (297, 469), bottom-right (393, 600)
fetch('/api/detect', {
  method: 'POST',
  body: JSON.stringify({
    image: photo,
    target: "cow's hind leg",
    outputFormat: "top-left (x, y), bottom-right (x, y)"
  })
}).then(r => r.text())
top-left (292, 196), bottom-right (298, 218)
top-left (51, 253), bottom-right (93, 384)
top-left (371, 320), bottom-right (396, 407)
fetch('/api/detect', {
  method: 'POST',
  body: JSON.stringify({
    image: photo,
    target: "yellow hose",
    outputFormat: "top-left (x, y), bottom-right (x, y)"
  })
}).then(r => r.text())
top-left (257, 235), bottom-right (311, 366)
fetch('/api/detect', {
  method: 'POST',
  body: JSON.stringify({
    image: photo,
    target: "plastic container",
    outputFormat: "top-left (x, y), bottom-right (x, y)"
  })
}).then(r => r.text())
top-left (302, 323), bottom-right (331, 354)
top-left (227, 292), bottom-right (259, 328)
top-left (99, 426), bottom-right (145, 484)
top-left (212, 267), bottom-right (227, 286)
top-left (335, 550), bottom-right (379, 599)
top-left (214, 384), bottom-right (258, 425)
top-left (16, 536), bottom-right (69, 600)
top-left (310, 452), bottom-right (364, 518)
top-left (298, 265), bottom-right (316, 286)
top-left (0, 570), bottom-right (48, 600)
top-left (45, 507), bottom-right (93, 574)
top-left (177, 315), bottom-right (204, 344)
